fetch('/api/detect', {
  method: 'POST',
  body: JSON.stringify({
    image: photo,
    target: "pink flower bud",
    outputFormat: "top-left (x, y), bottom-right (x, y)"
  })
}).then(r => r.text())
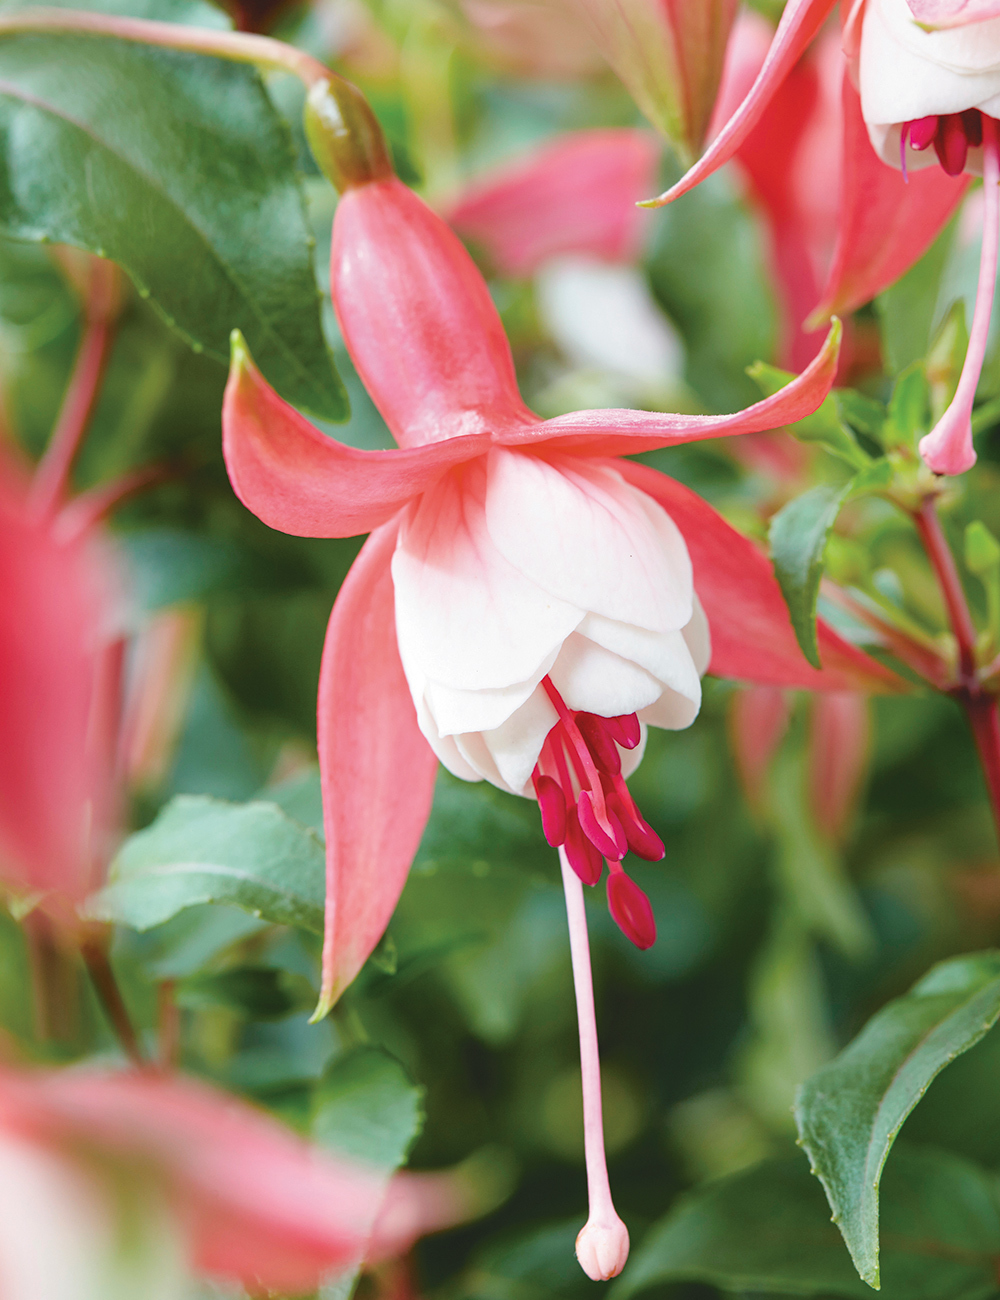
top-left (729, 686), bottom-right (791, 812)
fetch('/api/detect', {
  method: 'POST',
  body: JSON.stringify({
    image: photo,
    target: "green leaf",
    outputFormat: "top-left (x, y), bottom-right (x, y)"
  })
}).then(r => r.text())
top-left (876, 217), bottom-right (956, 375)
top-left (769, 482), bottom-right (855, 669)
top-left (883, 364), bottom-right (931, 448)
top-left (89, 794), bottom-right (325, 933)
top-left (794, 951), bottom-right (1000, 1289)
top-left (836, 390), bottom-right (887, 442)
top-left (0, 26), bottom-right (345, 417)
top-left (748, 360), bottom-right (868, 469)
top-left (613, 1146), bottom-right (1000, 1300)
top-left (176, 964), bottom-right (315, 1019)
top-left (312, 1047), bottom-right (425, 1170)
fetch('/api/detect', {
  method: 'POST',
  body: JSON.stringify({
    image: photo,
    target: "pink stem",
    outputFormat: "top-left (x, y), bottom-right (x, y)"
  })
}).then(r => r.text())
top-left (558, 848), bottom-right (629, 1281)
top-left (920, 116), bottom-right (1000, 476)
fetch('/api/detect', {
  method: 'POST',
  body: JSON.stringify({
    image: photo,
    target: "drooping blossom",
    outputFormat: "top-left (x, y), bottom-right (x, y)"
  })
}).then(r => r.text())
top-left (0, 1061), bottom-right (459, 1298)
top-left (223, 100), bottom-right (901, 1277)
top-left (650, 0), bottom-right (989, 474)
top-left (445, 129), bottom-right (682, 397)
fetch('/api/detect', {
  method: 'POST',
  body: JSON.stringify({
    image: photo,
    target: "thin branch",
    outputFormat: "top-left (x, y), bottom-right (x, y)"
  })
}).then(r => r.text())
top-left (81, 933), bottom-right (145, 1067)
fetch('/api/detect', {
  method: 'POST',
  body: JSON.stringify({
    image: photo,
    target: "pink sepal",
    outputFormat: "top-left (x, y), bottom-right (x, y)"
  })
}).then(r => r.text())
top-left (514, 321), bottom-right (841, 455)
top-left (615, 461), bottom-right (906, 693)
top-left (316, 520), bottom-right (438, 1015)
top-left (906, 0), bottom-right (1000, 25)
top-left (445, 129), bottom-right (660, 276)
top-left (333, 177), bottom-right (538, 450)
top-left (222, 339), bottom-right (491, 539)
top-left (810, 75), bottom-right (969, 324)
top-left (645, 0), bottom-right (838, 208)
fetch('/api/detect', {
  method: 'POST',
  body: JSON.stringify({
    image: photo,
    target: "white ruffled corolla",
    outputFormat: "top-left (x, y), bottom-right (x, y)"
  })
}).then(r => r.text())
top-left (391, 447), bottom-right (709, 799)
top-left (856, 0), bottom-right (1000, 475)
top-left (861, 0), bottom-right (1000, 171)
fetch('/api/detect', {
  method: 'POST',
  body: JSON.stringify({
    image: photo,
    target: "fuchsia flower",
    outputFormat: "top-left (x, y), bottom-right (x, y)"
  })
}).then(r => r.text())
top-left (652, 0), bottom-right (992, 474)
top-left (0, 1061), bottom-right (454, 1297)
top-left (222, 137), bottom-right (900, 1275)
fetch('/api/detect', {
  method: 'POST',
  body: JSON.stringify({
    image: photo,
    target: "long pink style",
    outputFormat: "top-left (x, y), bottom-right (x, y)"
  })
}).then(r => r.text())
top-left (919, 117), bottom-right (1000, 475)
top-left (558, 850), bottom-right (629, 1280)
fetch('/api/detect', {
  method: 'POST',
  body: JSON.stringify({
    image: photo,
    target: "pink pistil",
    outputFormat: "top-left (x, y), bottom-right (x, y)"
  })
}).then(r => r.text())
top-left (606, 862), bottom-right (657, 950)
top-left (900, 121), bottom-right (910, 183)
top-left (558, 847), bottom-right (630, 1280)
top-left (920, 114), bottom-right (1000, 476)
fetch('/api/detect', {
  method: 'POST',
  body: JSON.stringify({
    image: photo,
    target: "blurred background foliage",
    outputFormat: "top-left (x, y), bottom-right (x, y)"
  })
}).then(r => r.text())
top-left (6, 0), bottom-right (1000, 1295)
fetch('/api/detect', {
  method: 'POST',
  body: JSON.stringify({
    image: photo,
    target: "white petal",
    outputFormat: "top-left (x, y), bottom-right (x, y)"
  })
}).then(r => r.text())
top-left (455, 730), bottom-right (513, 791)
top-left (639, 685), bottom-right (701, 731)
top-left (535, 256), bottom-right (683, 385)
top-left (484, 449), bottom-right (693, 633)
top-left (392, 461), bottom-right (583, 691)
top-left (578, 613), bottom-right (703, 704)
top-left (413, 691), bottom-right (483, 783)
top-left (481, 685), bottom-right (559, 795)
top-left (423, 644), bottom-right (556, 737)
top-left (861, 0), bottom-right (1000, 133)
top-left (548, 631), bottom-right (663, 715)
top-left (682, 592), bottom-right (712, 676)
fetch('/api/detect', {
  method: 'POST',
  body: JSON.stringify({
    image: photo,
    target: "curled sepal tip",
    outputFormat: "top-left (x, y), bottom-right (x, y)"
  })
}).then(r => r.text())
top-left (576, 1215), bottom-right (630, 1281)
top-left (304, 78), bottom-right (394, 192)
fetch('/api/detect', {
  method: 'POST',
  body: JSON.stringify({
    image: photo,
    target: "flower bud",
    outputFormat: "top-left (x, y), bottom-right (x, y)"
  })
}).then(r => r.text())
top-left (304, 78), bottom-right (393, 193)
top-left (575, 1214), bottom-right (630, 1280)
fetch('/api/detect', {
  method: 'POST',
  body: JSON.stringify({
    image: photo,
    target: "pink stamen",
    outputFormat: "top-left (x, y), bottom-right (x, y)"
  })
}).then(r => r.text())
top-left (576, 712), bottom-right (622, 775)
top-left (564, 807), bottom-right (604, 885)
top-left (577, 788), bottom-right (627, 860)
top-left (604, 713), bottom-right (641, 749)
top-left (606, 863), bottom-right (657, 950)
top-left (920, 114), bottom-right (1000, 476)
top-left (909, 115), bottom-right (938, 151)
top-left (542, 678), bottom-right (620, 849)
top-left (935, 113), bottom-right (970, 176)
top-left (532, 771), bottom-right (567, 847)
top-left (558, 847), bottom-right (630, 1280)
top-left (900, 120), bottom-right (910, 183)
top-left (607, 778), bottom-right (666, 861)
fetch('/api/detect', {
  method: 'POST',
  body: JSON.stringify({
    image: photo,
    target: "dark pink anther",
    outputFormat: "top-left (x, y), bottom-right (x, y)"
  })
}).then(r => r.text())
top-left (935, 113), bottom-right (970, 176)
top-left (603, 713), bottom-right (641, 750)
top-left (606, 865), bottom-right (657, 949)
top-left (577, 789), bottom-right (627, 860)
top-left (533, 772), bottom-right (567, 846)
top-left (963, 109), bottom-right (984, 148)
top-left (576, 712), bottom-right (622, 776)
top-left (607, 791), bottom-right (665, 861)
top-left (908, 115), bottom-right (938, 151)
top-left (564, 807), bottom-right (604, 885)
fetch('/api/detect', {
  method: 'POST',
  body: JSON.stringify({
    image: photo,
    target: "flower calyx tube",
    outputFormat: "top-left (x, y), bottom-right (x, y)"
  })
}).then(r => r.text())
top-left (305, 79), bottom-right (394, 193)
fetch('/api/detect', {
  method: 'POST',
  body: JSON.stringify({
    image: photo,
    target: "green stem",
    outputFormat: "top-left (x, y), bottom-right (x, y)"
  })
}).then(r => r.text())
top-left (81, 933), bottom-right (145, 1067)
top-left (0, 7), bottom-right (331, 84)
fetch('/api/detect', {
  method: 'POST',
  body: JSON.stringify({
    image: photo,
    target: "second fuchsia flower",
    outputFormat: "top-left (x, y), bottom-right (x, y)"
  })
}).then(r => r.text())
top-left (654, 0), bottom-right (1000, 477)
top-left (222, 102), bottom-right (899, 1279)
